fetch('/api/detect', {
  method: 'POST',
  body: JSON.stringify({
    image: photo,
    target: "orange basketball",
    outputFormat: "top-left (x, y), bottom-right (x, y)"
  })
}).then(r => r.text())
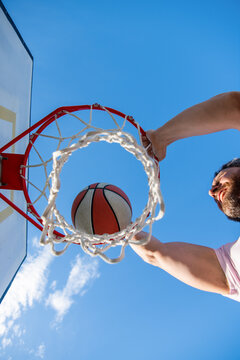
top-left (71, 183), bottom-right (132, 235)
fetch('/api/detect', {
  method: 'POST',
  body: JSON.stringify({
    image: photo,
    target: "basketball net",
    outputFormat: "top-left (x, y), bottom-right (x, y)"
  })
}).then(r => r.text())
top-left (21, 104), bottom-right (165, 263)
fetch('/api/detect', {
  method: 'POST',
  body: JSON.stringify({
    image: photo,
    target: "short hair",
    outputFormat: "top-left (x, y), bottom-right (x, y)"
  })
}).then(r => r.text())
top-left (214, 158), bottom-right (240, 178)
top-left (213, 158), bottom-right (240, 222)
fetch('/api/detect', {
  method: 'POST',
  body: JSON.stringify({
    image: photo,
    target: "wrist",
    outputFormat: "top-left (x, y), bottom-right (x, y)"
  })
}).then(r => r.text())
top-left (153, 125), bottom-right (175, 147)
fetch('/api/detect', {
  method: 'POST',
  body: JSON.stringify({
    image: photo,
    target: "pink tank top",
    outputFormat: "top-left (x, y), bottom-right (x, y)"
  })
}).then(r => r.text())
top-left (215, 238), bottom-right (240, 302)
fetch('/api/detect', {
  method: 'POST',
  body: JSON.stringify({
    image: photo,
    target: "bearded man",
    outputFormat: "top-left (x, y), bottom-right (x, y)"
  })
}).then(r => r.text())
top-left (131, 92), bottom-right (240, 301)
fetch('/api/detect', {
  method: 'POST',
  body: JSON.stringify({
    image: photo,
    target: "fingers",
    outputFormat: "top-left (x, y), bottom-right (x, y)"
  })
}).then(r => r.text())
top-left (141, 133), bottom-right (150, 147)
top-left (133, 230), bottom-right (148, 242)
top-left (146, 130), bottom-right (166, 162)
top-left (141, 130), bottom-right (156, 159)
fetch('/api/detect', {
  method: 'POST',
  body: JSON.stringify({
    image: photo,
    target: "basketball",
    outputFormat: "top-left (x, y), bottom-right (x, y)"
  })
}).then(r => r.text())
top-left (71, 183), bottom-right (132, 235)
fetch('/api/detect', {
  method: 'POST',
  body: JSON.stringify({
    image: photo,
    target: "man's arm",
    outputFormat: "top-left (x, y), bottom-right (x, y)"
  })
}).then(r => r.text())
top-left (131, 231), bottom-right (230, 295)
top-left (145, 91), bottom-right (240, 161)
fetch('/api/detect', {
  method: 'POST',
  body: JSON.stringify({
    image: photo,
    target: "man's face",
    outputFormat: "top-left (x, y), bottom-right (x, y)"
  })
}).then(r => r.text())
top-left (209, 167), bottom-right (240, 220)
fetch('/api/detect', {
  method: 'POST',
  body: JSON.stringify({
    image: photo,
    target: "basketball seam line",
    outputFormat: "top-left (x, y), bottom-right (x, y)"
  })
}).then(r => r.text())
top-left (91, 183), bottom-right (100, 234)
top-left (103, 187), bottom-right (120, 232)
top-left (73, 188), bottom-right (90, 226)
top-left (104, 186), bottom-right (132, 214)
top-left (83, 186), bottom-right (132, 213)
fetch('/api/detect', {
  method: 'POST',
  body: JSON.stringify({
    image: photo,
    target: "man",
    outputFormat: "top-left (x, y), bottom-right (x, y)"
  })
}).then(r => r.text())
top-left (131, 91), bottom-right (240, 301)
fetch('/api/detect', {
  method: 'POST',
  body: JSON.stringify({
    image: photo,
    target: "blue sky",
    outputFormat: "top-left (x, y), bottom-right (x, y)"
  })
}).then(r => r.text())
top-left (0, 0), bottom-right (240, 359)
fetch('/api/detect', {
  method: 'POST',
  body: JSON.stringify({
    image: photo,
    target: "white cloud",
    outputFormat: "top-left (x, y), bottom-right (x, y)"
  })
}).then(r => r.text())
top-left (0, 237), bottom-right (100, 355)
top-left (50, 280), bottom-right (57, 291)
top-left (27, 342), bottom-right (46, 359)
top-left (46, 254), bottom-right (99, 323)
top-left (35, 342), bottom-right (46, 359)
top-left (1, 337), bottom-right (12, 349)
top-left (0, 239), bottom-right (54, 346)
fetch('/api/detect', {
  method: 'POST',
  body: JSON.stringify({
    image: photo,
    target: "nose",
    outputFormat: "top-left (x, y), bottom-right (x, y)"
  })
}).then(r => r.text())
top-left (209, 185), bottom-right (218, 198)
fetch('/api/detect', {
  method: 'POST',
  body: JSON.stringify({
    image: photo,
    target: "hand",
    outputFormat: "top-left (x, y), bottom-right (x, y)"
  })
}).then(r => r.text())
top-left (142, 130), bottom-right (167, 162)
top-left (130, 231), bottom-right (163, 266)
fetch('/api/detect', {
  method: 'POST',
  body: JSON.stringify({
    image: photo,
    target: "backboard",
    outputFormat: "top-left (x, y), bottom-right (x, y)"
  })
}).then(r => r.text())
top-left (0, 1), bottom-right (33, 302)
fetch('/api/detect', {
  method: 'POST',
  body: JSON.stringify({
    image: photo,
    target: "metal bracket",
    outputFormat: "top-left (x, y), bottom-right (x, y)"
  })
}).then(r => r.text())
top-left (0, 153), bottom-right (24, 190)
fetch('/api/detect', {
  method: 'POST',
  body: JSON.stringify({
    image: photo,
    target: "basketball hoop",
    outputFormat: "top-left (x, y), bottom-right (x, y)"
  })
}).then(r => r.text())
top-left (0, 104), bottom-right (165, 263)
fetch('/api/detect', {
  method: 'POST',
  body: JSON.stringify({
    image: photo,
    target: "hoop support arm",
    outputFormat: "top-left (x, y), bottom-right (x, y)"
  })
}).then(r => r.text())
top-left (0, 192), bottom-right (65, 240)
top-left (0, 192), bottom-right (43, 231)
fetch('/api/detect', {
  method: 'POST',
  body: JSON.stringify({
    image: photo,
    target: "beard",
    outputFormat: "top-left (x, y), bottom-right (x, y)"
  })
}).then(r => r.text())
top-left (222, 176), bottom-right (240, 222)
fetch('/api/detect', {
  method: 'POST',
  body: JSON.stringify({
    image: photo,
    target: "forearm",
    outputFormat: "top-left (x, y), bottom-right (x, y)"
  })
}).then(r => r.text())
top-left (154, 92), bottom-right (240, 147)
top-left (131, 232), bottom-right (230, 295)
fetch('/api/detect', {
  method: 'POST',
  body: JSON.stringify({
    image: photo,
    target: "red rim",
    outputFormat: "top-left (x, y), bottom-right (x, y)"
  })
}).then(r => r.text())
top-left (1, 105), bottom-right (146, 238)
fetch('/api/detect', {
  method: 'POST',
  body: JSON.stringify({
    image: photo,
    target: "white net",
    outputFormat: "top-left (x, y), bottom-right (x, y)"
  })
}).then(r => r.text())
top-left (23, 105), bottom-right (165, 263)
